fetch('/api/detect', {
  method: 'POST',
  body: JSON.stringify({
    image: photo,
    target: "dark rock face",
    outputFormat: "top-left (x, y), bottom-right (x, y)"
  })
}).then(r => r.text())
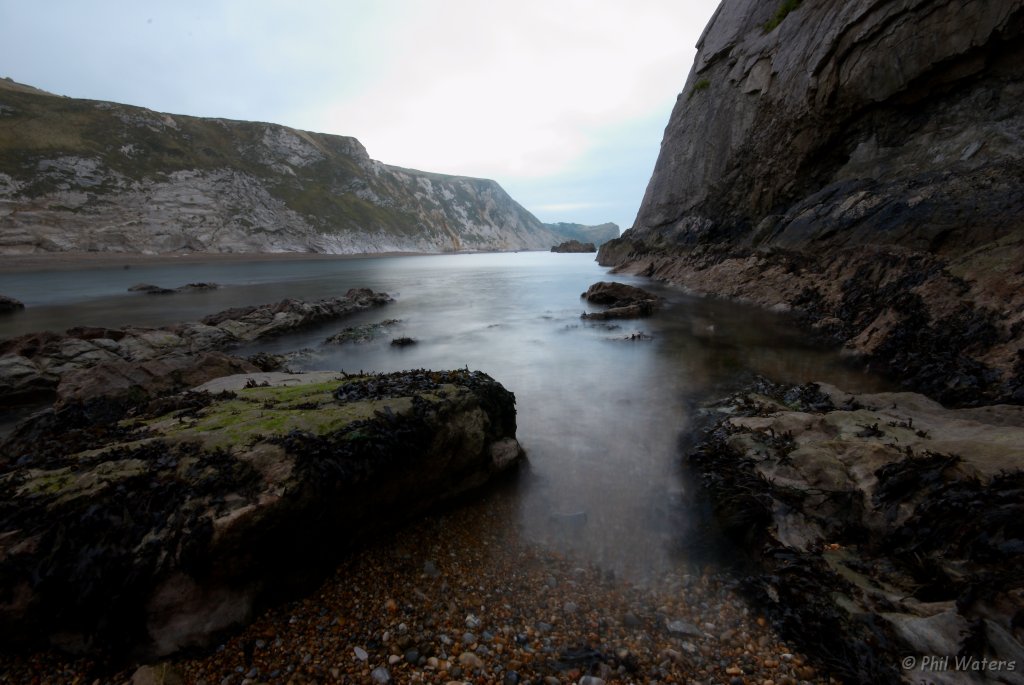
top-left (550, 240), bottom-right (596, 253)
top-left (0, 288), bottom-right (393, 408)
top-left (687, 378), bottom-right (1024, 683)
top-left (0, 295), bottom-right (24, 313)
top-left (599, 0), bottom-right (1024, 404)
top-left (0, 369), bottom-right (525, 658)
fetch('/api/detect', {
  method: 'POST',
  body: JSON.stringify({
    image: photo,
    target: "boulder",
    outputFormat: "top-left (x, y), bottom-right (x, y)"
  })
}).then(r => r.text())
top-left (580, 281), bottom-right (661, 320)
top-left (687, 377), bottom-right (1024, 683)
top-left (0, 369), bottom-right (525, 658)
top-left (0, 294), bottom-right (25, 314)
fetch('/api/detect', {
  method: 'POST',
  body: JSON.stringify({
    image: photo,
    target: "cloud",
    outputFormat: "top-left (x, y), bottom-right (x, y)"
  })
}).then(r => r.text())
top-left (307, 0), bottom-right (710, 178)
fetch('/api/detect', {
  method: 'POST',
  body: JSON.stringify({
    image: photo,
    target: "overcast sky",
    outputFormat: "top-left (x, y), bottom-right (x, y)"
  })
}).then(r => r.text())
top-left (0, 1), bottom-right (719, 233)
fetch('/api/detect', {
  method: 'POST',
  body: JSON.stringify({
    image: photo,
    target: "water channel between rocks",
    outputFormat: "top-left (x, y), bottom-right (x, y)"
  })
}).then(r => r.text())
top-left (0, 251), bottom-right (888, 585)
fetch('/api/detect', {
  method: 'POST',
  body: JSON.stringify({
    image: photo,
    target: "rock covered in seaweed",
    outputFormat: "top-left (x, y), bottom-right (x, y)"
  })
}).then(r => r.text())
top-left (0, 368), bottom-right (525, 658)
top-left (580, 281), bottom-right (661, 320)
top-left (686, 377), bottom-right (1024, 683)
top-left (0, 294), bottom-right (25, 314)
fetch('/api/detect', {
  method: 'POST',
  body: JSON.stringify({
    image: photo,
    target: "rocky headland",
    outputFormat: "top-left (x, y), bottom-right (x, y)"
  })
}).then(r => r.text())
top-left (595, 0), bottom-right (1024, 681)
top-left (0, 78), bottom-right (568, 255)
top-left (543, 222), bottom-right (620, 248)
top-left (599, 0), bottom-right (1024, 406)
top-left (551, 240), bottom-right (596, 254)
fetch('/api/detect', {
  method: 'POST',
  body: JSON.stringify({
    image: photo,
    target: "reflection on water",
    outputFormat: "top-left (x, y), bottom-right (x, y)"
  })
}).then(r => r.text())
top-left (0, 252), bottom-right (887, 583)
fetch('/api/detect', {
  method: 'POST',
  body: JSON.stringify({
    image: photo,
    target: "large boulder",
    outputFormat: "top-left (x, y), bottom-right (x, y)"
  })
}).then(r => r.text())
top-left (0, 369), bottom-right (525, 658)
top-left (687, 378), bottom-right (1024, 683)
top-left (599, 0), bottom-right (1024, 404)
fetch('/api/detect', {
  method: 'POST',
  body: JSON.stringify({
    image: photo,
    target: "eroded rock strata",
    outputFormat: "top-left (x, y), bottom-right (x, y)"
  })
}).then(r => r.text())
top-left (0, 288), bottom-right (393, 408)
top-left (0, 369), bottom-right (525, 658)
top-left (599, 0), bottom-right (1024, 404)
top-left (688, 378), bottom-right (1024, 684)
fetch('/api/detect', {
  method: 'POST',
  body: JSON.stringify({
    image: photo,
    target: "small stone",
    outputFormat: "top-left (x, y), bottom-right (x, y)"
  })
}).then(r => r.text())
top-left (458, 652), bottom-right (484, 670)
top-left (726, 666), bottom-right (743, 675)
top-left (426, 656), bottom-right (439, 669)
top-left (465, 613), bottom-right (482, 629)
top-left (404, 648), bottom-right (420, 664)
top-left (579, 677), bottom-right (606, 685)
top-left (388, 654), bottom-right (401, 665)
top-left (462, 631), bottom-right (476, 645)
top-left (563, 601), bottom-right (578, 614)
top-left (354, 646), bottom-right (369, 661)
top-left (667, 619), bottom-right (703, 637)
top-left (370, 666), bottom-right (392, 684)
top-left (424, 560), bottom-right (441, 577)
top-left (503, 670), bottom-right (521, 685)
top-left (385, 598), bottom-right (398, 614)
top-left (797, 665), bottom-right (816, 680)
top-left (623, 612), bottom-right (641, 627)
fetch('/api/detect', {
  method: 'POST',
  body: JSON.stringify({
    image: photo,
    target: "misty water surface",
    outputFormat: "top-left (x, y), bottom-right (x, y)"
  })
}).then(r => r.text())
top-left (0, 252), bottom-right (887, 581)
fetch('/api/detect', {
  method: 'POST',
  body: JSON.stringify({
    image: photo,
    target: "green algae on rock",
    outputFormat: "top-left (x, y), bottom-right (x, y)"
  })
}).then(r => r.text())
top-left (0, 369), bottom-right (525, 659)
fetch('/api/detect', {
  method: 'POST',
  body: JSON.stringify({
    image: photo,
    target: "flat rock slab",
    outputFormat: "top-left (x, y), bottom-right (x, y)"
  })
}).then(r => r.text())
top-left (0, 368), bottom-right (524, 659)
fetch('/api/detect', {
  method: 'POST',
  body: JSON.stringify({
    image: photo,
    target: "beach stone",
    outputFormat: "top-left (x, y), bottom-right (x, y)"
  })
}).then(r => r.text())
top-left (458, 652), bottom-right (484, 670)
top-left (370, 666), bottom-right (392, 683)
top-left (667, 619), bottom-right (703, 637)
top-left (354, 646), bottom-right (368, 661)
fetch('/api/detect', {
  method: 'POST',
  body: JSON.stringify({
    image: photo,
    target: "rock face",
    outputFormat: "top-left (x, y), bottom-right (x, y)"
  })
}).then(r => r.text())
top-left (550, 239), bottom-right (596, 253)
top-left (544, 222), bottom-right (620, 247)
top-left (689, 378), bottom-right (1024, 683)
top-left (0, 80), bottom-right (561, 255)
top-left (0, 288), bottom-right (393, 408)
top-left (0, 369), bottom-right (525, 657)
top-left (599, 0), bottom-right (1024, 404)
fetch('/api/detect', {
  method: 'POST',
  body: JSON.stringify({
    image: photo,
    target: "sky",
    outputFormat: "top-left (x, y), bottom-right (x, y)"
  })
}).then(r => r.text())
top-left (0, 0), bottom-right (720, 233)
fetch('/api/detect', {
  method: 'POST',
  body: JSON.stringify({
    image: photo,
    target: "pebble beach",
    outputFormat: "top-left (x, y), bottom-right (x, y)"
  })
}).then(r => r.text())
top-left (1, 484), bottom-right (836, 685)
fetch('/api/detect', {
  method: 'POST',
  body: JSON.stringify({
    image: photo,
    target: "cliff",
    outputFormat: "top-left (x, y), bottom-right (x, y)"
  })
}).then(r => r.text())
top-left (543, 221), bottom-right (620, 247)
top-left (599, 0), bottom-right (1024, 405)
top-left (0, 78), bottom-right (560, 254)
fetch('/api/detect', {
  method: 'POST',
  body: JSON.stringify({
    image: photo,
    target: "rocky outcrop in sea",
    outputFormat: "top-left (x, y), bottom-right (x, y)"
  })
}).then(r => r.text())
top-left (599, 0), bottom-right (1024, 404)
top-left (551, 240), bottom-right (596, 253)
top-left (0, 288), bottom-right (393, 407)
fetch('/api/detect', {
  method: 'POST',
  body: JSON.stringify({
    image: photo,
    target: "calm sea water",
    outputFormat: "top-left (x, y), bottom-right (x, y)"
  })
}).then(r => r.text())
top-left (0, 252), bottom-right (886, 581)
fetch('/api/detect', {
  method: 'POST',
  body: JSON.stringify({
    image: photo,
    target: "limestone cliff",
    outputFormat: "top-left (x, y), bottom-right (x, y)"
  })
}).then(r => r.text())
top-left (0, 79), bottom-right (560, 255)
top-left (600, 0), bottom-right (1024, 405)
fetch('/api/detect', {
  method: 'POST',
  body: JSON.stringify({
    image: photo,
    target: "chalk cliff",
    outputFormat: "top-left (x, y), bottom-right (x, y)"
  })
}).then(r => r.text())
top-left (600, 0), bottom-right (1024, 405)
top-left (0, 79), bottom-right (561, 255)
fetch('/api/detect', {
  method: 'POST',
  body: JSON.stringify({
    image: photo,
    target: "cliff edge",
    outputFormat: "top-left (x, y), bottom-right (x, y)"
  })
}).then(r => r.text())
top-left (600, 0), bottom-right (1024, 405)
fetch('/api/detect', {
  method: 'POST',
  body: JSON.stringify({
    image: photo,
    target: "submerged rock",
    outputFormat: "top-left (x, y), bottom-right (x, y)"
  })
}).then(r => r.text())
top-left (0, 368), bottom-right (525, 658)
top-left (687, 377), bottom-right (1024, 683)
top-left (0, 294), bottom-right (25, 314)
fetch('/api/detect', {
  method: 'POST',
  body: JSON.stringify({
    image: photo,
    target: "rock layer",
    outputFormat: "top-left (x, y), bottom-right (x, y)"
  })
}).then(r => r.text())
top-left (687, 377), bottom-right (1024, 683)
top-left (0, 79), bottom-right (561, 255)
top-left (0, 288), bottom-right (393, 408)
top-left (599, 0), bottom-right (1024, 404)
top-left (0, 369), bottom-right (525, 658)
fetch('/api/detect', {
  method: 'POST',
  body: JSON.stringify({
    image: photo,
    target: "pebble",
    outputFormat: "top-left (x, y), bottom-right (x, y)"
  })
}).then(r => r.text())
top-left (8, 491), bottom-right (833, 685)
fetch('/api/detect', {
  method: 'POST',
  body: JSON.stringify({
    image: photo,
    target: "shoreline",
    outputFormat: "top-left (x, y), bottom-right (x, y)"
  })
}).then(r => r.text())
top-left (0, 250), bottom-right (447, 273)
